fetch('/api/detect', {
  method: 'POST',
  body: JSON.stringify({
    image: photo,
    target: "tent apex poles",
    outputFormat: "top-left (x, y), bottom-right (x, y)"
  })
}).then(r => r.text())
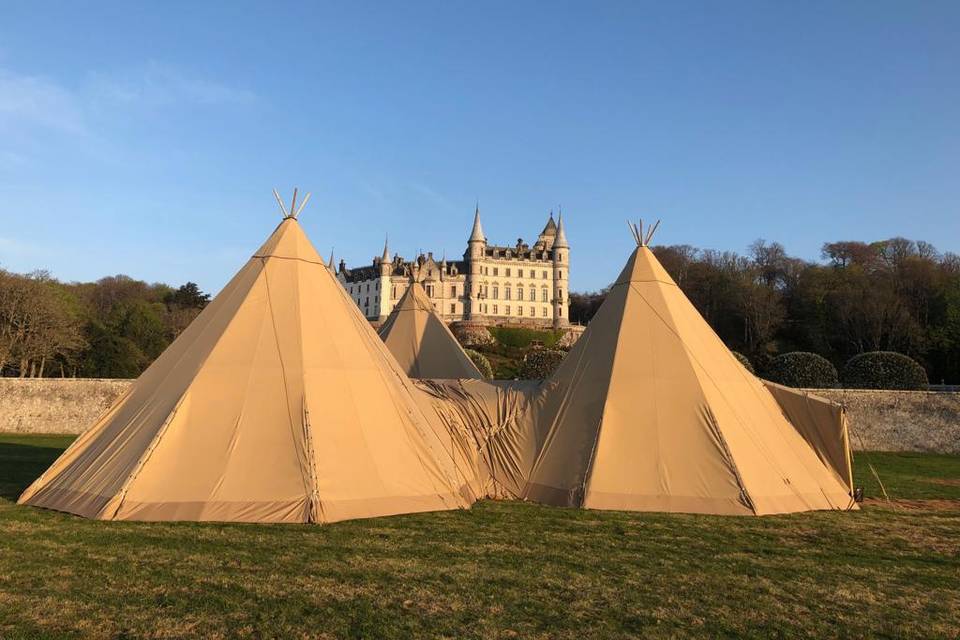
top-left (628, 218), bottom-right (662, 247)
top-left (273, 187), bottom-right (312, 220)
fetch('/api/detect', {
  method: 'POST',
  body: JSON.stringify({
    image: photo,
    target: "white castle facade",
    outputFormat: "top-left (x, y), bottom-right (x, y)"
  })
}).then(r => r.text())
top-left (336, 208), bottom-right (570, 329)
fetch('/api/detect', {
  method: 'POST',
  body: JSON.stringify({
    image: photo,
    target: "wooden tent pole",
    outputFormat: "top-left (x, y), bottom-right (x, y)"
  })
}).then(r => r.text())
top-left (273, 188), bottom-right (288, 217)
top-left (645, 219), bottom-right (661, 246)
top-left (294, 192), bottom-right (311, 218)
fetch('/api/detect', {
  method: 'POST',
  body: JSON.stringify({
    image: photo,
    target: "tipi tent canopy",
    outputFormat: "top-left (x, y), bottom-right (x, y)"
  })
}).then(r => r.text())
top-left (523, 221), bottom-right (856, 515)
top-left (378, 281), bottom-right (483, 380)
top-left (19, 192), bottom-right (475, 523)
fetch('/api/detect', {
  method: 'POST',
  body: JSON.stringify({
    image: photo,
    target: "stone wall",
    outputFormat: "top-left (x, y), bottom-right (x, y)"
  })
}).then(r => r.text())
top-left (809, 389), bottom-right (960, 455)
top-left (1, 379), bottom-right (958, 453)
top-left (0, 378), bottom-right (130, 435)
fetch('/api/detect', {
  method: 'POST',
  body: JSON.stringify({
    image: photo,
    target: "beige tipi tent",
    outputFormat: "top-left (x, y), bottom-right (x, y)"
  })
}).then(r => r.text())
top-left (379, 281), bottom-right (483, 379)
top-left (19, 195), bottom-right (475, 523)
top-left (523, 223), bottom-right (856, 515)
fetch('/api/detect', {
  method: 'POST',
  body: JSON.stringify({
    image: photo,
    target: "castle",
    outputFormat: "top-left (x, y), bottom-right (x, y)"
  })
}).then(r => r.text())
top-left (336, 207), bottom-right (570, 329)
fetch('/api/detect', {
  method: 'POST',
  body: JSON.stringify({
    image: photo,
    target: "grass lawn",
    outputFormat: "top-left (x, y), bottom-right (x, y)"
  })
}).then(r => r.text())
top-left (1, 434), bottom-right (958, 639)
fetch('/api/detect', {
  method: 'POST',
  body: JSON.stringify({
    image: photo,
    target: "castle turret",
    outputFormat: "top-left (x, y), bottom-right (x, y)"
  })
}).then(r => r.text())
top-left (552, 213), bottom-right (569, 328)
top-left (379, 236), bottom-right (391, 277)
top-left (538, 211), bottom-right (558, 249)
top-left (465, 204), bottom-right (486, 321)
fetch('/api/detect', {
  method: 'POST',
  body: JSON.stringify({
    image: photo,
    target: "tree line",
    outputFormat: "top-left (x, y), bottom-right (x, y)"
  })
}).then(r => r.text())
top-left (4, 235), bottom-right (959, 383)
top-left (0, 270), bottom-right (209, 378)
top-left (569, 237), bottom-right (960, 384)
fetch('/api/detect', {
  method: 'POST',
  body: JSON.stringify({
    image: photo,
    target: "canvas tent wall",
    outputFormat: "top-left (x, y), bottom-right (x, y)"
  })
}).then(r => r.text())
top-left (20, 210), bottom-right (475, 523)
top-left (762, 381), bottom-right (855, 493)
top-left (522, 237), bottom-right (856, 515)
top-left (378, 281), bottom-right (483, 380)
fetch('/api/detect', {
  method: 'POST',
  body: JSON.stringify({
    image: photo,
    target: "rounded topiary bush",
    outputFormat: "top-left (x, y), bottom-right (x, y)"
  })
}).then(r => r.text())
top-left (452, 324), bottom-right (495, 347)
top-left (842, 351), bottom-right (928, 390)
top-left (732, 351), bottom-right (755, 374)
top-left (464, 349), bottom-right (494, 379)
top-left (518, 348), bottom-right (565, 380)
top-left (765, 352), bottom-right (838, 388)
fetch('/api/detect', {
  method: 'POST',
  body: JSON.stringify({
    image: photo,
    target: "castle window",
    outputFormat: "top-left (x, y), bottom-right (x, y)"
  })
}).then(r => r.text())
top-left (493, 267), bottom-right (498, 276)
top-left (505, 286), bottom-right (511, 300)
top-left (506, 268), bottom-right (511, 277)
top-left (530, 306), bottom-right (535, 317)
top-left (450, 304), bottom-right (456, 314)
top-left (426, 284), bottom-right (434, 297)
top-left (506, 305), bottom-right (511, 315)
top-left (529, 288), bottom-right (536, 301)
top-left (542, 270), bottom-right (548, 279)
top-left (493, 304), bottom-right (498, 315)
top-left (392, 286), bottom-right (397, 299)
top-left (450, 285), bottom-right (457, 297)
top-left (493, 285), bottom-right (499, 299)
top-left (542, 307), bottom-right (548, 317)
top-left (558, 272), bottom-right (562, 279)
top-left (518, 269), bottom-right (523, 278)
top-left (519, 306), bottom-right (524, 316)
top-left (541, 287), bottom-right (548, 302)
top-left (517, 286), bottom-right (524, 301)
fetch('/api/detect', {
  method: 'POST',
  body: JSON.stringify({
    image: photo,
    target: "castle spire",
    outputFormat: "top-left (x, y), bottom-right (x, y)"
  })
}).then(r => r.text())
top-left (469, 203), bottom-right (486, 243)
top-left (328, 248), bottom-right (335, 271)
top-left (381, 235), bottom-right (390, 262)
top-left (540, 210), bottom-right (558, 237)
top-left (554, 212), bottom-right (569, 249)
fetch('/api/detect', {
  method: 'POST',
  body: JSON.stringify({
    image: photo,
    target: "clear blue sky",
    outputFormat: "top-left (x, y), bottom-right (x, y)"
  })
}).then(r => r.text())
top-left (1, 1), bottom-right (958, 294)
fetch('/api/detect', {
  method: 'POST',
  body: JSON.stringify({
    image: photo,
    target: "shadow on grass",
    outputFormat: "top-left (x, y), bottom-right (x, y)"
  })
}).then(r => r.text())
top-left (0, 440), bottom-right (67, 501)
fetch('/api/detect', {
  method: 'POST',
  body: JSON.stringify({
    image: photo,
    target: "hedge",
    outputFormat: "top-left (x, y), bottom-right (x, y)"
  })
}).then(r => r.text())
top-left (464, 349), bottom-right (494, 379)
top-left (842, 351), bottom-right (928, 390)
top-left (765, 352), bottom-right (838, 389)
top-left (518, 348), bottom-right (565, 379)
top-left (488, 326), bottom-right (564, 349)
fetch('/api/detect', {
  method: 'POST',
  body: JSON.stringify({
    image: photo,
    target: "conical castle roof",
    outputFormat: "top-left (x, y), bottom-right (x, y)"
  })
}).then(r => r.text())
top-left (378, 282), bottom-right (483, 379)
top-left (20, 216), bottom-right (475, 523)
top-left (523, 242), bottom-right (854, 515)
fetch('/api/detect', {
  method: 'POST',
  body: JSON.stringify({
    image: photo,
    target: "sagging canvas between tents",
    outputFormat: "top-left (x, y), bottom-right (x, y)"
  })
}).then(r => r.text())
top-left (19, 215), bottom-right (476, 523)
top-left (378, 281), bottom-right (483, 379)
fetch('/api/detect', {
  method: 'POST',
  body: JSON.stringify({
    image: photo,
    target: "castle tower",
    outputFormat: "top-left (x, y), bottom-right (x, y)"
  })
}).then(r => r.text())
top-left (552, 213), bottom-right (569, 329)
top-left (376, 236), bottom-right (391, 321)
top-left (465, 205), bottom-right (486, 321)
